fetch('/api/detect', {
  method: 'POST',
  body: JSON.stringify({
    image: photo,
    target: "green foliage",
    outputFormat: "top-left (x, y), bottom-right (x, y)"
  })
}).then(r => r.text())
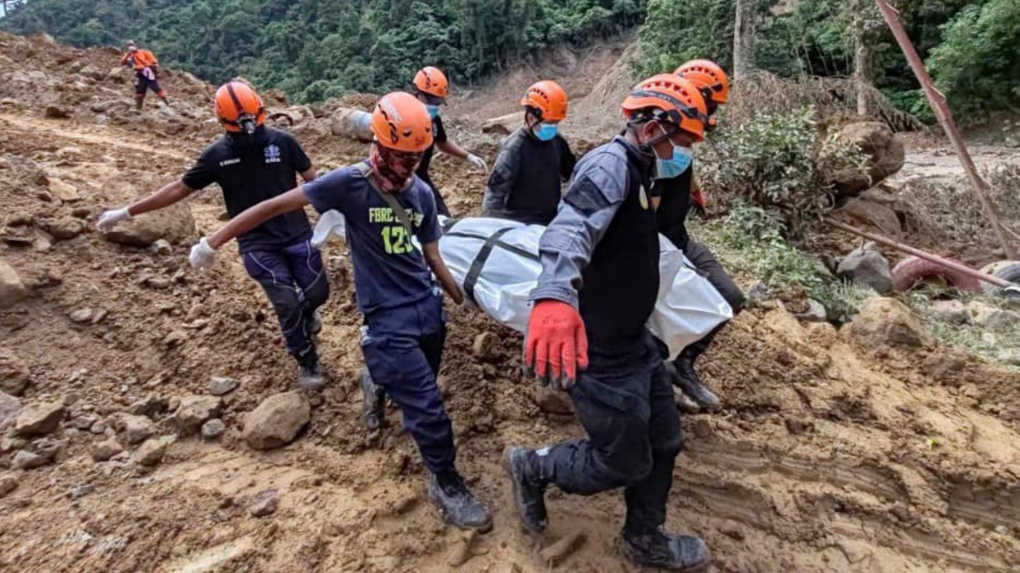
top-left (1, 0), bottom-right (646, 102)
top-left (928, 0), bottom-right (1020, 120)
top-left (633, 0), bottom-right (732, 76)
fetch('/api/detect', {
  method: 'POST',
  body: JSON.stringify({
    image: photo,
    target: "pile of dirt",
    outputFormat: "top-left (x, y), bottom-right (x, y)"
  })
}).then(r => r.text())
top-left (1, 31), bottom-right (1019, 573)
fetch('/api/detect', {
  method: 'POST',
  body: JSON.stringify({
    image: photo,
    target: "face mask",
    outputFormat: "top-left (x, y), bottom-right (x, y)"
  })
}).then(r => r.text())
top-left (228, 125), bottom-right (267, 152)
top-left (370, 143), bottom-right (424, 192)
top-left (650, 125), bottom-right (693, 179)
top-left (426, 104), bottom-right (440, 119)
top-left (534, 122), bottom-right (558, 142)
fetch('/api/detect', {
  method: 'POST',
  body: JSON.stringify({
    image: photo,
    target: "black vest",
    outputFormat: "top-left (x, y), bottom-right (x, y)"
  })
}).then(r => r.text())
top-left (578, 139), bottom-right (660, 350)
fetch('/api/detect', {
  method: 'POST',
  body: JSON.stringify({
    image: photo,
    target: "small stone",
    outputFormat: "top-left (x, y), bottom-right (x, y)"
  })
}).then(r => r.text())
top-left (930, 300), bottom-right (970, 325)
top-left (472, 332), bottom-right (497, 360)
top-left (73, 415), bottom-right (98, 430)
top-left (134, 436), bottom-right (171, 467)
top-left (91, 439), bottom-right (124, 462)
top-left (38, 217), bottom-right (85, 240)
top-left (150, 239), bottom-right (173, 255)
top-left (128, 395), bottom-right (169, 417)
top-left (90, 421), bottom-right (108, 434)
top-left (967, 301), bottom-right (1018, 332)
top-left (208, 376), bottom-right (240, 396)
top-left (169, 395), bottom-right (223, 436)
top-left (447, 531), bottom-right (478, 567)
top-left (11, 449), bottom-right (48, 470)
top-left (720, 520), bottom-right (745, 540)
top-left (533, 386), bottom-right (573, 415)
top-left (45, 105), bottom-right (71, 119)
top-left (242, 392), bottom-right (310, 450)
top-left (201, 419), bottom-right (225, 441)
top-left (0, 391), bottom-right (21, 431)
top-left (0, 435), bottom-right (26, 454)
top-left (248, 489), bottom-right (279, 517)
top-left (71, 484), bottom-right (95, 499)
top-left (836, 243), bottom-right (893, 294)
top-left (70, 308), bottom-right (94, 323)
top-left (47, 179), bottom-right (80, 202)
top-left (693, 418), bottom-right (713, 439)
top-left (14, 401), bottom-right (66, 437)
top-left (995, 525), bottom-right (1011, 536)
top-left (795, 299), bottom-right (828, 322)
top-left (539, 531), bottom-right (586, 566)
top-left (0, 348), bottom-right (32, 395)
top-left (146, 277), bottom-right (172, 290)
top-left (0, 474), bottom-right (18, 498)
top-left (0, 258), bottom-right (30, 310)
top-left (163, 330), bottom-right (187, 348)
top-left (121, 414), bottom-right (156, 445)
top-left (847, 297), bottom-right (932, 349)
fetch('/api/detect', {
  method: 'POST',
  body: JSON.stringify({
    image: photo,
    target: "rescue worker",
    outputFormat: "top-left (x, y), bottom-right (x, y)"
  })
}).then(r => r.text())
top-left (120, 40), bottom-right (169, 110)
top-left (481, 80), bottom-right (577, 225)
top-left (655, 60), bottom-right (744, 413)
top-left (504, 75), bottom-right (712, 571)
top-left (96, 81), bottom-right (328, 390)
top-left (187, 92), bottom-right (492, 532)
top-left (411, 66), bottom-right (488, 217)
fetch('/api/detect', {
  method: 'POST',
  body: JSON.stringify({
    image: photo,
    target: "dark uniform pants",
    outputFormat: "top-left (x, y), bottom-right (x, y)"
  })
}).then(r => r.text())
top-left (534, 331), bottom-right (684, 533)
top-left (360, 292), bottom-right (456, 474)
top-left (242, 239), bottom-right (329, 355)
top-left (134, 70), bottom-right (165, 102)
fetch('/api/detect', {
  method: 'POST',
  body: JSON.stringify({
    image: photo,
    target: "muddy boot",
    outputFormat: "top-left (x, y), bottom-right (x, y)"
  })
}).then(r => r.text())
top-left (359, 367), bottom-right (385, 430)
top-left (428, 471), bottom-right (492, 532)
top-left (668, 350), bottom-right (721, 413)
top-left (134, 98), bottom-right (143, 111)
top-left (295, 346), bottom-right (325, 391)
top-left (673, 388), bottom-right (701, 415)
top-left (620, 527), bottom-right (711, 572)
top-left (503, 446), bottom-right (548, 533)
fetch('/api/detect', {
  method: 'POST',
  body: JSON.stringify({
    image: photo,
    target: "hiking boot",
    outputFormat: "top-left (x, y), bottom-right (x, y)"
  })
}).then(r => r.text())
top-left (360, 367), bottom-right (385, 431)
top-left (674, 389), bottom-right (701, 415)
top-left (295, 346), bottom-right (325, 391)
top-left (667, 359), bottom-right (721, 413)
top-left (428, 471), bottom-right (493, 532)
top-left (620, 527), bottom-right (711, 572)
top-left (309, 309), bottom-right (323, 337)
top-left (503, 446), bottom-right (548, 533)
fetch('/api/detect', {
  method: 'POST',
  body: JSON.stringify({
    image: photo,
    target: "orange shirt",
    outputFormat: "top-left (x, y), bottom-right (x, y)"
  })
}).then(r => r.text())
top-left (120, 49), bottom-right (159, 71)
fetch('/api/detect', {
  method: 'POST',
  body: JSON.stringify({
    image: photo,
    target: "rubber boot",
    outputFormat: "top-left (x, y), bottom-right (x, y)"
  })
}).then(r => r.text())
top-left (670, 333), bottom-right (721, 412)
top-left (359, 367), bottom-right (385, 431)
top-left (427, 471), bottom-right (492, 532)
top-left (134, 97), bottom-right (143, 111)
top-left (619, 527), bottom-right (711, 572)
top-left (295, 345), bottom-right (325, 391)
top-left (503, 446), bottom-right (548, 533)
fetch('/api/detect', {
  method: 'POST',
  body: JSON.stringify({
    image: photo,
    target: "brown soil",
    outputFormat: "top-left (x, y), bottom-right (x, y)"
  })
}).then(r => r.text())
top-left (1, 31), bottom-right (1019, 573)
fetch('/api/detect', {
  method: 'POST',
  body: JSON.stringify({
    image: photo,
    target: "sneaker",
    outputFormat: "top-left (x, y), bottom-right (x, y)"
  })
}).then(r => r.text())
top-left (666, 360), bottom-right (721, 413)
top-left (359, 367), bottom-right (385, 431)
top-left (620, 527), bottom-right (711, 572)
top-left (503, 446), bottom-right (548, 533)
top-left (428, 471), bottom-right (492, 532)
top-left (295, 346), bottom-right (325, 391)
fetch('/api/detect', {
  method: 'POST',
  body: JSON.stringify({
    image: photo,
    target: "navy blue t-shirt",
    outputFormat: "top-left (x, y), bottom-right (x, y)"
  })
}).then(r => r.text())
top-left (302, 162), bottom-right (441, 314)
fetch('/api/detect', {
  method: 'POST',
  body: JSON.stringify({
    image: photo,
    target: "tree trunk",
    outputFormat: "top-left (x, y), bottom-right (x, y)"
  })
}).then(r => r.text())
top-left (853, 0), bottom-right (872, 116)
top-left (733, 0), bottom-right (756, 80)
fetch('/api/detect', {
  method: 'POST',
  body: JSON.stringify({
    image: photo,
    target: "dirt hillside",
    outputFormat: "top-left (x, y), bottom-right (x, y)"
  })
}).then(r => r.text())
top-left (1, 32), bottom-right (1019, 573)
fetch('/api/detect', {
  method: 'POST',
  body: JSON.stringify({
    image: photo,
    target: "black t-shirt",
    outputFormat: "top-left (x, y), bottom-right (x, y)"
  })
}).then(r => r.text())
top-left (652, 164), bottom-right (694, 249)
top-left (415, 115), bottom-right (448, 190)
top-left (182, 127), bottom-right (313, 253)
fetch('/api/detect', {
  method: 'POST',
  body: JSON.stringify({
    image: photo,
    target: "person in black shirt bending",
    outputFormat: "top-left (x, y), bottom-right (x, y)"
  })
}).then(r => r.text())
top-left (97, 81), bottom-right (328, 390)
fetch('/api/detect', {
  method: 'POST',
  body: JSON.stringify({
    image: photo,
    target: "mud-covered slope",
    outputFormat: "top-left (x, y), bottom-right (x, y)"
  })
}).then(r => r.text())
top-left (1, 32), bottom-right (1019, 573)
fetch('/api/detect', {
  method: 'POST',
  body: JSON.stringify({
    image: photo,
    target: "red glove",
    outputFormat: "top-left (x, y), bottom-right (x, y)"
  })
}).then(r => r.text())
top-left (690, 187), bottom-right (707, 217)
top-left (523, 300), bottom-right (589, 390)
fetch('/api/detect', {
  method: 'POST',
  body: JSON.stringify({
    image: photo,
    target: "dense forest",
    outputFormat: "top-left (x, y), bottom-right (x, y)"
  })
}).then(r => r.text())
top-left (1, 0), bottom-right (1017, 119)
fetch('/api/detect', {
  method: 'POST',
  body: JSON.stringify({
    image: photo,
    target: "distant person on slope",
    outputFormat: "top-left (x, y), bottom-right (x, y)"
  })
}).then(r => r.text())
top-left (411, 66), bottom-right (488, 217)
top-left (120, 40), bottom-right (169, 110)
top-left (654, 60), bottom-right (745, 413)
top-left (481, 80), bottom-right (577, 225)
top-left (96, 81), bottom-right (328, 390)
top-left (186, 92), bottom-right (493, 533)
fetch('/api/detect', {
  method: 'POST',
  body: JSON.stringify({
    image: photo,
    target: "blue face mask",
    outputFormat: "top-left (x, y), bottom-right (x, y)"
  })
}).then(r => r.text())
top-left (426, 104), bottom-right (440, 119)
top-left (534, 122), bottom-right (558, 142)
top-left (653, 126), bottom-right (694, 180)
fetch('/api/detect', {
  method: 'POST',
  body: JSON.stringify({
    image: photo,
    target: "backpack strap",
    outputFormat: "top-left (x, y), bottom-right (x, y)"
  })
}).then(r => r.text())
top-left (354, 162), bottom-right (418, 253)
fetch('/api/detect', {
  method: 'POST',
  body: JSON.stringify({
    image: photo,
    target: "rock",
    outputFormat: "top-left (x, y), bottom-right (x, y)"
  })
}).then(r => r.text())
top-left (0, 349), bottom-right (31, 396)
top-left (447, 531), bottom-right (478, 567)
top-left (69, 308), bottom-right (94, 323)
top-left (128, 395), bottom-right (169, 417)
top-left (242, 391), bottom-right (310, 450)
top-left (121, 414), bottom-right (156, 445)
top-left (930, 300), bottom-right (970, 325)
top-left (201, 418), bottom-right (225, 441)
top-left (163, 330), bottom-right (187, 348)
top-left (795, 299), bottom-right (828, 322)
top-left (472, 332), bottom-right (498, 360)
top-left (839, 199), bottom-right (901, 237)
top-left (169, 395), bottom-right (223, 436)
top-left (71, 484), bottom-right (95, 499)
top-left (92, 439), bottom-right (124, 462)
top-left (847, 297), bottom-right (932, 349)
top-left (150, 239), bottom-right (173, 255)
top-left (0, 474), bottom-right (18, 498)
top-left (826, 122), bottom-right (905, 198)
top-left (967, 301), bottom-right (1018, 331)
top-left (997, 349), bottom-right (1020, 366)
top-left (208, 376), bottom-right (240, 396)
top-left (0, 391), bottom-right (21, 431)
top-left (79, 64), bottom-right (106, 81)
top-left (14, 401), bottom-right (66, 437)
top-left (248, 489), bottom-right (279, 517)
top-left (73, 415), bottom-right (98, 430)
top-left (329, 108), bottom-right (373, 141)
top-left (692, 418), bottom-right (714, 439)
top-left (134, 436), bottom-right (172, 467)
top-left (533, 386), bottom-right (573, 415)
top-left (0, 259), bottom-right (29, 309)
top-left (837, 242), bottom-right (894, 294)
top-left (47, 178), bottom-right (80, 202)
top-left (746, 281), bottom-right (770, 305)
top-left (103, 201), bottom-right (195, 247)
top-left (90, 420), bottom-right (108, 434)
top-left (45, 105), bottom-right (71, 119)
top-left (720, 520), bottom-right (745, 541)
top-left (38, 217), bottom-right (84, 240)
top-left (11, 449), bottom-right (49, 470)
top-left (540, 532), bottom-right (587, 566)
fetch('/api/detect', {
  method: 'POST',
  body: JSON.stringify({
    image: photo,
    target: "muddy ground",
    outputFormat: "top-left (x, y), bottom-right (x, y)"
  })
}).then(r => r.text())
top-left (1, 32), bottom-right (1019, 573)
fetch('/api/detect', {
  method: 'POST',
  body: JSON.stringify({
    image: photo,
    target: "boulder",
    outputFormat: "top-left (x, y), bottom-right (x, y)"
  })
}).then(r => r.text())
top-left (838, 199), bottom-right (901, 237)
top-left (0, 391), bottom-right (21, 431)
top-left (847, 297), bottom-right (932, 349)
top-left (826, 122), bottom-right (905, 198)
top-left (169, 395), bottom-right (222, 436)
top-left (0, 259), bottom-right (29, 309)
top-left (103, 201), bottom-right (195, 247)
top-left (121, 414), bottom-right (156, 445)
top-left (930, 300), bottom-right (970, 325)
top-left (0, 349), bottom-right (31, 395)
top-left (13, 401), bottom-right (66, 437)
top-left (837, 242), bottom-right (894, 294)
top-left (242, 391), bottom-right (310, 450)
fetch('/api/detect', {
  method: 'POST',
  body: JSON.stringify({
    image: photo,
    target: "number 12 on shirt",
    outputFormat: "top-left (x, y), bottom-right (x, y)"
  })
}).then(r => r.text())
top-left (381, 225), bottom-right (413, 255)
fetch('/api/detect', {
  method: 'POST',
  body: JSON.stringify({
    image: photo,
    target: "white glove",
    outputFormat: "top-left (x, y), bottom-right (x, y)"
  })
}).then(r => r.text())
top-left (188, 238), bottom-right (217, 270)
top-left (96, 207), bottom-right (132, 232)
top-left (466, 154), bottom-right (488, 173)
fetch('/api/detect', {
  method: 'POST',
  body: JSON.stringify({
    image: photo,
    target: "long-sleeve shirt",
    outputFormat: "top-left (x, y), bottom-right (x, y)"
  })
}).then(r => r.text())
top-left (121, 49), bottom-right (158, 71)
top-left (481, 127), bottom-right (576, 225)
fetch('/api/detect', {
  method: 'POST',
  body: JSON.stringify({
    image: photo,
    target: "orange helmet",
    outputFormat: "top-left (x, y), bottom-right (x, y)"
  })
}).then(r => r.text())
top-left (370, 92), bottom-right (434, 152)
top-left (622, 74), bottom-right (709, 140)
top-left (412, 66), bottom-right (448, 104)
top-left (215, 81), bottom-right (265, 134)
top-left (521, 80), bottom-right (568, 122)
top-left (675, 60), bottom-right (729, 105)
